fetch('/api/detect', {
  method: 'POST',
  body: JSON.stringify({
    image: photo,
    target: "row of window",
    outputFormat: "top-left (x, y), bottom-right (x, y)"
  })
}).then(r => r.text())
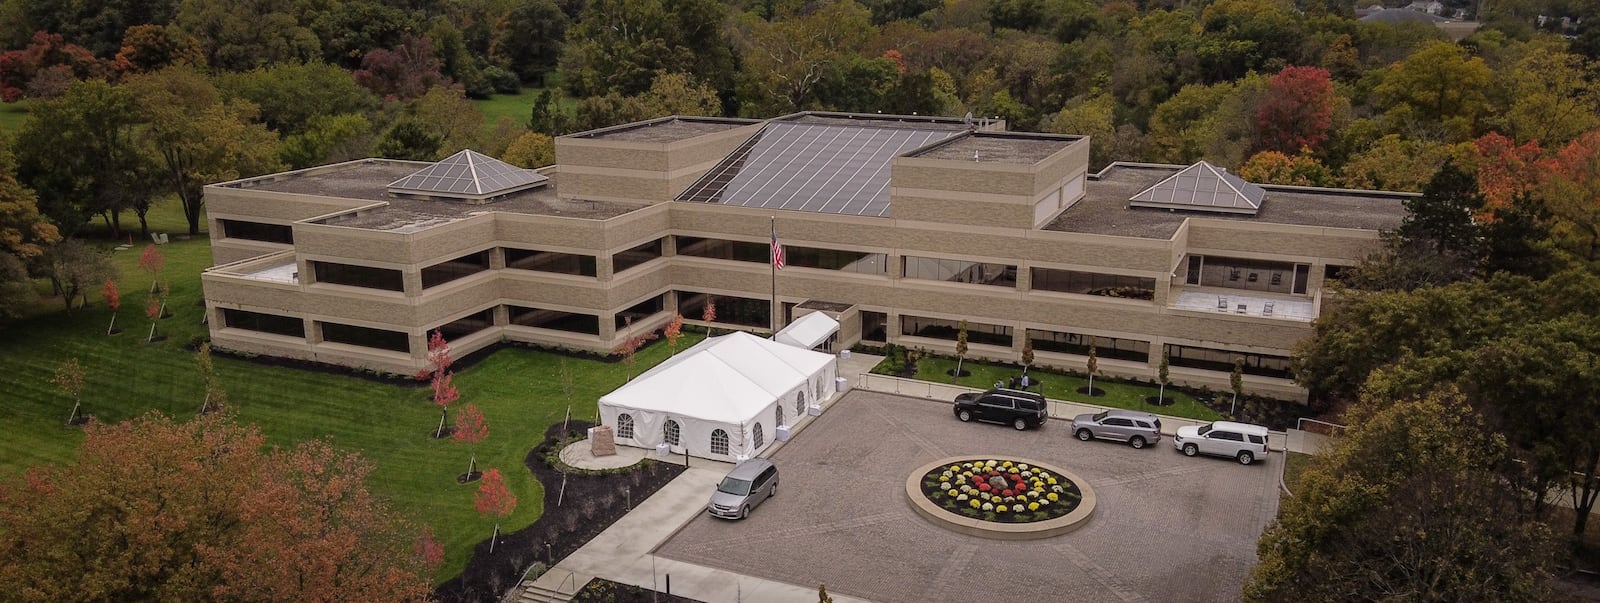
top-left (615, 416), bottom-right (748, 455)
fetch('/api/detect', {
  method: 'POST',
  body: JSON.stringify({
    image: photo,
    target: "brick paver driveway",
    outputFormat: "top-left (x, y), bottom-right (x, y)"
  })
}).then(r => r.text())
top-left (656, 390), bottom-right (1281, 603)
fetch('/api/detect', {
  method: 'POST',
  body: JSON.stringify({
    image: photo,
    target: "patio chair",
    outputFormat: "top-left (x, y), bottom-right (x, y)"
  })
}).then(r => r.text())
top-left (1217, 297), bottom-right (1229, 312)
top-left (1236, 303), bottom-right (1247, 314)
top-left (1263, 302), bottom-right (1274, 316)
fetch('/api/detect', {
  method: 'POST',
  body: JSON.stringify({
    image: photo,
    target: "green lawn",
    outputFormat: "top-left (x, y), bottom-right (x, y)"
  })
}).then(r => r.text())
top-left (473, 86), bottom-right (576, 133)
top-left (907, 356), bottom-right (1224, 421)
top-left (0, 100), bottom-right (29, 136)
top-left (0, 204), bottom-right (701, 582)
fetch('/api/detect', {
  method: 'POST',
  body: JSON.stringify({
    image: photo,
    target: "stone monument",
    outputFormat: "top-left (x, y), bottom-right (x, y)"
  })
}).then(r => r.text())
top-left (590, 425), bottom-right (617, 457)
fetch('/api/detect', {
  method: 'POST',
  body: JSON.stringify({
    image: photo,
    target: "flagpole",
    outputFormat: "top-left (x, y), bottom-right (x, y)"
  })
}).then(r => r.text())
top-left (770, 215), bottom-right (778, 336)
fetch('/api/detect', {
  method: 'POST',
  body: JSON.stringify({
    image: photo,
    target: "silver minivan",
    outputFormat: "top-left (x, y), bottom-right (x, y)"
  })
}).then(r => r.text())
top-left (707, 459), bottom-right (779, 519)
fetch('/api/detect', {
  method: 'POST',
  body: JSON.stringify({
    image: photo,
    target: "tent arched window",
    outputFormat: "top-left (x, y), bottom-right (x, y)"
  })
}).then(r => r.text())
top-left (664, 419), bottom-right (681, 446)
top-left (617, 413), bottom-right (635, 439)
top-left (796, 390), bottom-right (807, 415)
top-left (753, 423), bottom-right (765, 449)
top-left (776, 404), bottom-right (785, 427)
top-left (710, 429), bottom-right (729, 456)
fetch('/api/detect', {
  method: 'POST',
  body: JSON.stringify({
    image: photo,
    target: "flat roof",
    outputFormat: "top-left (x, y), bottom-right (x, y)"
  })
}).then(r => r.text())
top-left (569, 117), bottom-right (757, 143)
top-left (1043, 164), bottom-right (1410, 239)
top-left (229, 160), bottom-right (637, 231)
top-left (777, 112), bottom-right (974, 131)
top-left (908, 133), bottom-right (1080, 165)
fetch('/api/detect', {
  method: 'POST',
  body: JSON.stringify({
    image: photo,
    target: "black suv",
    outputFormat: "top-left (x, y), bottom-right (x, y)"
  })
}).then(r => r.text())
top-left (953, 388), bottom-right (1049, 430)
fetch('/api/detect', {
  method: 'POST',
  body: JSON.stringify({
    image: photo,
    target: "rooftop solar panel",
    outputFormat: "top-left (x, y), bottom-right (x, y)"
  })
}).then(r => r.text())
top-left (676, 122), bottom-right (957, 217)
top-left (388, 149), bottom-right (548, 200)
top-left (1128, 160), bottom-right (1264, 215)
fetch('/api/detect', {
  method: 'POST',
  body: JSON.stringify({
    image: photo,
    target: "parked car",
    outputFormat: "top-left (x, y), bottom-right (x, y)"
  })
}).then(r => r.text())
top-left (1072, 409), bottom-right (1162, 449)
top-left (707, 459), bottom-right (779, 519)
top-left (1173, 421), bottom-right (1270, 465)
top-left (953, 388), bottom-right (1048, 430)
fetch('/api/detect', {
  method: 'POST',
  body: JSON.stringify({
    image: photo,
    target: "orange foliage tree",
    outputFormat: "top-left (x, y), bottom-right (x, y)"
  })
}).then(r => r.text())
top-left (452, 404), bottom-right (489, 482)
top-left (664, 312), bottom-right (685, 355)
top-left (473, 468), bottom-right (517, 553)
top-left (0, 413), bottom-right (438, 601)
top-left (425, 330), bottom-right (459, 438)
top-left (101, 278), bottom-right (120, 335)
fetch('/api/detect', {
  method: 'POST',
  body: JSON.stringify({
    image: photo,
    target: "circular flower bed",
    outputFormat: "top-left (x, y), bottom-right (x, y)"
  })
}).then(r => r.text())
top-left (921, 459), bottom-right (1083, 523)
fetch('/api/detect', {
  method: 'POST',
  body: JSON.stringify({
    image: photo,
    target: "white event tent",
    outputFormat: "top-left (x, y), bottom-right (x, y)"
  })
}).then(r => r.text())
top-left (772, 311), bottom-right (840, 351)
top-left (598, 331), bottom-right (837, 461)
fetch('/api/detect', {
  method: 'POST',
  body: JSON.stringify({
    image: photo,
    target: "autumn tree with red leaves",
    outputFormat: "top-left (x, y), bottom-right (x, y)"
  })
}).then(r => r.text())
top-left (102, 278), bottom-right (120, 335)
top-left (139, 243), bottom-right (164, 294)
top-left (452, 404), bottom-right (488, 483)
top-left (1474, 133), bottom-right (1545, 211)
top-left (701, 297), bottom-right (717, 336)
top-left (1254, 66), bottom-right (1336, 156)
top-left (474, 467), bottom-right (517, 553)
top-left (112, 25), bottom-right (205, 76)
top-left (664, 312), bottom-right (685, 355)
top-left (352, 34), bottom-right (449, 101)
top-left (144, 294), bottom-right (162, 343)
top-left (0, 32), bottom-right (102, 102)
top-left (0, 413), bottom-right (438, 601)
top-left (616, 316), bottom-right (658, 382)
top-left (426, 330), bottom-right (459, 438)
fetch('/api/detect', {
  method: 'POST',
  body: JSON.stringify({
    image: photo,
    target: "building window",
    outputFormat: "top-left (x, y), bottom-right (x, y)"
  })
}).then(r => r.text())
top-left (1164, 344), bottom-right (1294, 379)
top-left (507, 306), bottom-right (600, 334)
top-left (504, 248), bottom-right (597, 277)
top-left (861, 311), bottom-right (887, 342)
top-left (785, 246), bottom-right (888, 274)
top-left (221, 308), bottom-right (305, 338)
top-left (753, 423), bottom-right (764, 449)
top-left (664, 420), bottom-right (680, 446)
top-left (421, 250), bottom-right (491, 288)
top-left (436, 309), bottom-right (495, 340)
top-left (1027, 330), bottom-right (1150, 362)
top-left (320, 322), bottom-right (409, 353)
top-left (676, 236), bottom-right (768, 263)
top-left (903, 256), bottom-right (1016, 288)
top-left (710, 429), bottom-right (729, 456)
top-left (1030, 268), bottom-right (1155, 300)
top-left (1185, 256), bottom-right (1301, 294)
top-left (614, 294), bottom-right (667, 330)
top-left (676, 291), bottom-right (769, 329)
top-left (220, 219), bottom-right (293, 244)
top-left (311, 261), bottom-right (404, 291)
top-left (901, 315), bottom-right (1012, 347)
top-left (612, 238), bottom-right (664, 274)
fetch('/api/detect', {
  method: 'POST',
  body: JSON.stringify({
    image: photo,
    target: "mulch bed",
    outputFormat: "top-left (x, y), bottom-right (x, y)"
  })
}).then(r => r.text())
top-left (432, 420), bottom-right (685, 603)
top-left (570, 577), bottom-right (705, 603)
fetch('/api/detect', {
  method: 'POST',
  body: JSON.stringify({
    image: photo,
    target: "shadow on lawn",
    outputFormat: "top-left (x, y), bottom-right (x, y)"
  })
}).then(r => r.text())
top-left (433, 421), bottom-right (685, 603)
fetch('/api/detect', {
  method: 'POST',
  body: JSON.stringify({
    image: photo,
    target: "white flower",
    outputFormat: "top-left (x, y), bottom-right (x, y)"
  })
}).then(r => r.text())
top-left (957, 494), bottom-right (969, 501)
top-left (940, 482), bottom-right (952, 490)
top-left (1021, 470), bottom-right (1032, 478)
top-left (1018, 463), bottom-right (1030, 471)
top-left (982, 502), bottom-right (994, 511)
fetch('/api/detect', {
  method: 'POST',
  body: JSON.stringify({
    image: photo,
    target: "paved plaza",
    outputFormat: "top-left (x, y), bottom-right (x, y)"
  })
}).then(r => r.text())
top-left (656, 390), bottom-right (1282, 602)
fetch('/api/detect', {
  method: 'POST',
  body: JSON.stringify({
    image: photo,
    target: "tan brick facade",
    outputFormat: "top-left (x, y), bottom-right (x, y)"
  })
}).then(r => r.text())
top-left (201, 115), bottom-right (1401, 400)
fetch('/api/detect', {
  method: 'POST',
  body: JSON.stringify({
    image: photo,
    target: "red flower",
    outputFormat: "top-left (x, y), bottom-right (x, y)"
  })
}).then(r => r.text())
top-left (978, 483), bottom-right (991, 492)
top-left (1002, 489), bottom-right (1014, 497)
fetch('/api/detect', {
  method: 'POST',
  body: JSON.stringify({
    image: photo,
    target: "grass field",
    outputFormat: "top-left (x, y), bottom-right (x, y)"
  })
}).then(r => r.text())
top-left (0, 100), bottom-right (28, 136)
top-left (0, 198), bottom-right (699, 582)
top-left (909, 356), bottom-right (1224, 421)
top-left (472, 86), bottom-right (575, 133)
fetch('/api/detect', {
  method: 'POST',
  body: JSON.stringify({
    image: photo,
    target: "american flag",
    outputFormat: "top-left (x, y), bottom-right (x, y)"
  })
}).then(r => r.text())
top-left (770, 226), bottom-right (784, 270)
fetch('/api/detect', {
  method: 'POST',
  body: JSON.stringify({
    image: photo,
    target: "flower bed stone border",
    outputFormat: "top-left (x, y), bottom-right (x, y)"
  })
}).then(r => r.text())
top-left (904, 456), bottom-right (1096, 540)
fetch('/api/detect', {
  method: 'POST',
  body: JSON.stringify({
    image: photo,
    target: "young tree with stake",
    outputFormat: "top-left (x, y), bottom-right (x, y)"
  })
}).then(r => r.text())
top-left (452, 404), bottom-right (488, 483)
top-left (1230, 357), bottom-right (1245, 417)
top-left (474, 468), bottom-right (517, 553)
top-left (138, 243), bottom-right (164, 293)
top-left (53, 358), bottom-right (85, 425)
top-left (954, 319), bottom-right (969, 380)
top-left (425, 331), bottom-right (458, 438)
top-left (664, 312), bottom-right (684, 356)
top-left (102, 279), bottom-right (120, 335)
top-left (1156, 349), bottom-right (1171, 409)
top-left (1086, 338), bottom-right (1100, 396)
top-left (701, 297), bottom-right (717, 336)
top-left (144, 295), bottom-right (161, 342)
top-left (195, 343), bottom-right (226, 415)
top-left (1021, 337), bottom-right (1034, 373)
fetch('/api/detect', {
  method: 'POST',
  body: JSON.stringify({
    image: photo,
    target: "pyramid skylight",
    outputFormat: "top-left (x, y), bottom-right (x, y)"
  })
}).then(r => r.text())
top-left (1129, 160), bottom-right (1264, 215)
top-left (387, 150), bottom-right (548, 201)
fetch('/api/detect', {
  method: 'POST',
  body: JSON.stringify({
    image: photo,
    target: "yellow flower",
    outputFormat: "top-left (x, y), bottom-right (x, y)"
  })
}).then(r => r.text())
top-left (1047, 492), bottom-right (1059, 501)
top-left (996, 505), bottom-right (1007, 512)
top-left (948, 489), bottom-right (959, 497)
top-left (970, 499), bottom-right (981, 508)
top-left (1048, 478), bottom-right (1058, 485)
top-left (949, 465), bottom-right (962, 472)
top-left (1028, 502), bottom-right (1040, 511)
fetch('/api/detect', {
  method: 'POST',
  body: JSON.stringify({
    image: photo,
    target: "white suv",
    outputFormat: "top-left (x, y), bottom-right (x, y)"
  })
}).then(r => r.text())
top-left (1173, 421), bottom-right (1270, 465)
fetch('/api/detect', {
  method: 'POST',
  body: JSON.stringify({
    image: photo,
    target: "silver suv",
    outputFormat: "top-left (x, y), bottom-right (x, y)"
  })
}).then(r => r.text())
top-left (1071, 410), bottom-right (1162, 449)
top-left (1173, 421), bottom-right (1270, 465)
top-left (707, 459), bottom-right (779, 519)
